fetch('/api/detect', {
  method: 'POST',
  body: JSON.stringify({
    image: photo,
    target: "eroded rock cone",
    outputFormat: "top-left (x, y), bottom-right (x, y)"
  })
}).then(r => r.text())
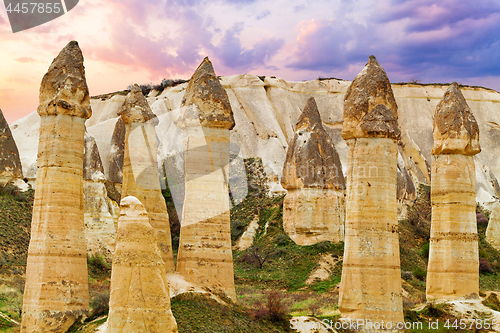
top-left (0, 108), bottom-right (23, 185)
top-left (107, 196), bottom-right (178, 333)
top-left (176, 57), bottom-right (236, 300)
top-left (21, 41), bottom-right (91, 333)
top-left (119, 84), bottom-right (175, 272)
top-left (281, 97), bottom-right (345, 245)
top-left (426, 82), bottom-right (480, 301)
top-left (338, 56), bottom-right (404, 327)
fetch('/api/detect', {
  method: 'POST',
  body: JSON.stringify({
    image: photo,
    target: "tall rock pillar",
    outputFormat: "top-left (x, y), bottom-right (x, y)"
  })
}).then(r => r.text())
top-left (120, 85), bottom-right (175, 272)
top-left (107, 196), bottom-right (178, 333)
top-left (281, 97), bottom-right (345, 245)
top-left (426, 82), bottom-right (481, 300)
top-left (176, 57), bottom-right (236, 300)
top-left (338, 56), bottom-right (403, 327)
top-left (21, 41), bottom-right (90, 333)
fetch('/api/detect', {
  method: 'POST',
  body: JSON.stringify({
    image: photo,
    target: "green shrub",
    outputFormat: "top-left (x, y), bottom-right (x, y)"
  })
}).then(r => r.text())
top-left (87, 254), bottom-right (111, 279)
top-left (413, 267), bottom-right (426, 281)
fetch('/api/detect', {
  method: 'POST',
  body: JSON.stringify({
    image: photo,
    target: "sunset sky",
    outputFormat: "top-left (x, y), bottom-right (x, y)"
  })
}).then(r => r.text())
top-left (1, 0), bottom-right (500, 123)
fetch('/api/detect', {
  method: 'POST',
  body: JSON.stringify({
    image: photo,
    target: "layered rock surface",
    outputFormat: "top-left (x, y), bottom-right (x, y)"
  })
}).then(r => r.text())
top-left (175, 57), bottom-right (236, 300)
top-left (0, 108), bottom-right (23, 185)
top-left (21, 41), bottom-right (90, 333)
top-left (107, 196), bottom-right (178, 333)
top-left (120, 85), bottom-right (175, 272)
top-left (83, 132), bottom-right (119, 258)
top-left (338, 56), bottom-right (403, 326)
top-left (281, 97), bottom-right (345, 245)
top-left (426, 83), bottom-right (480, 301)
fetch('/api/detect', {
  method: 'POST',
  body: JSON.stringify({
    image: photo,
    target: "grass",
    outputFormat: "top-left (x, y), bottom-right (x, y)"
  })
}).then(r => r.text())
top-left (171, 292), bottom-right (292, 333)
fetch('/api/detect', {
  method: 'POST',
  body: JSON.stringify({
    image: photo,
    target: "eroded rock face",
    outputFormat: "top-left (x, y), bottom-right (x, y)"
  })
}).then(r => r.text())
top-left (426, 83), bottom-right (480, 301)
top-left (107, 196), bottom-right (178, 333)
top-left (338, 56), bottom-right (403, 325)
top-left (282, 97), bottom-right (345, 245)
top-left (21, 41), bottom-right (90, 333)
top-left (486, 203), bottom-right (500, 251)
top-left (176, 57), bottom-right (236, 300)
top-left (432, 82), bottom-right (481, 156)
top-left (120, 84), bottom-right (175, 272)
top-left (108, 118), bottom-right (125, 186)
top-left (83, 132), bottom-right (118, 258)
top-left (180, 57), bottom-right (235, 129)
top-left (0, 108), bottom-right (23, 184)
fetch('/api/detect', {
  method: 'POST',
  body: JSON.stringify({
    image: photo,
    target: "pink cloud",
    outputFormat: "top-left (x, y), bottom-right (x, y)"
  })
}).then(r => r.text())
top-left (14, 57), bottom-right (37, 63)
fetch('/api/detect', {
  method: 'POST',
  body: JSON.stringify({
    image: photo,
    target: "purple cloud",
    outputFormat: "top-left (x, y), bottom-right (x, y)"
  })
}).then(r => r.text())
top-left (214, 22), bottom-right (285, 69)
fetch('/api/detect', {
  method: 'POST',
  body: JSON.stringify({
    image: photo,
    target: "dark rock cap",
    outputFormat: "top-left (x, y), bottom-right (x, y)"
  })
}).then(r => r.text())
top-left (119, 84), bottom-right (158, 125)
top-left (37, 41), bottom-right (92, 119)
top-left (341, 55), bottom-right (400, 140)
top-left (432, 82), bottom-right (480, 155)
top-left (0, 109), bottom-right (23, 180)
top-left (282, 97), bottom-right (345, 190)
top-left (180, 57), bottom-right (235, 130)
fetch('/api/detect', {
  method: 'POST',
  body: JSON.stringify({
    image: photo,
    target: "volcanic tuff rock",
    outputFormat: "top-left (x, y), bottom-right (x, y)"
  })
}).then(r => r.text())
top-left (108, 117), bottom-right (125, 186)
top-left (281, 97), bottom-right (345, 245)
top-left (486, 203), bottom-right (500, 251)
top-left (120, 84), bottom-right (175, 272)
top-left (176, 57), bottom-right (236, 300)
top-left (107, 196), bottom-right (178, 333)
top-left (21, 41), bottom-right (90, 333)
top-left (426, 83), bottom-right (480, 301)
top-left (83, 132), bottom-right (119, 258)
top-left (0, 108), bottom-right (23, 184)
top-left (338, 56), bottom-right (404, 326)
top-left (341, 55), bottom-right (400, 141)
top-left (432, 82), bottom-right (481, 156)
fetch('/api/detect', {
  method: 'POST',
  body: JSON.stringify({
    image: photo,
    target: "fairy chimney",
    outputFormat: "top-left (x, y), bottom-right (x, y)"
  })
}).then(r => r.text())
top-left (119, 84), bottom-right (175, 272)
top-left (21, 41), bottom-right (90, 333)
top-left (338, 55), bottom-right (404, 327)
top-left (281, 97), bottom-right (345, 245)
top-left (175, 57), bottom-right (236, 300)
top-left (426, 82), bottom-right (480, 301)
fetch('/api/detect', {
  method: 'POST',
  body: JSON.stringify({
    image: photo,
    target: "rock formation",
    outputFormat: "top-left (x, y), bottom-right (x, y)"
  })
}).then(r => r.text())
top-left (83, 132), bottom-right (119, 258)
top-left (0, 108), bottom-right (23, 185)
top-left (486, 203), bottom-right (500, 251)
top-left (426, 82), bottom-right (481, 300)
top-left (281, 97), bottom-right (345, 245)
top-left (108, 117), bottom-right (125, 190)
top-left (21, 41), bottom-right (90, 333)
top-left (119, 85), bottom-right (175, 272)
top-left (176, 57), bottom-right (236, 300)
top-left (338, 56), bottom-right (404, 325)
top-left (107, 196), bottom-right (178, 333)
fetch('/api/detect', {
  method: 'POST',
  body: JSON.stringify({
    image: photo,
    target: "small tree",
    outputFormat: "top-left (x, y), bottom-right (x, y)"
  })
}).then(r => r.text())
top-left (247, 245), bottom-right (275, 269)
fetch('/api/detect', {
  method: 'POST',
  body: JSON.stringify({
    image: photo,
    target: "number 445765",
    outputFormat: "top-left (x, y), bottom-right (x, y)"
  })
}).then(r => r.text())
top-left (6, 3), bottom-right (62, 14)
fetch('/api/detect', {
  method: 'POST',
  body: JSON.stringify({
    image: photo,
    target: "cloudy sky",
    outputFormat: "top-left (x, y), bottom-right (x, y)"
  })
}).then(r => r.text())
top-left (1, 0), bottom-right (499, 123)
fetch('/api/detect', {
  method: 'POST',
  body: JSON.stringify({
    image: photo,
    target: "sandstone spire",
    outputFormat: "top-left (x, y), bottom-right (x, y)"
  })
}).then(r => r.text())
top-left (338, 56), bottom-right (404, 326)
top-left (176, 57), bottom-right (236, 300)
top-left (107, 196), bottom-right (178, 333)
top-left (119, 84), bottom-right (175, 272)
top-left (281, 97), bottom-right (345, 245)
top-left (426, 82), bottom-right (480, 300)
top-left (108, 117), bottom-right (125, 187)
top-left (21, 41), bottom-right (91, 333)
top-left (0, 108), bottom-right (23, 184)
